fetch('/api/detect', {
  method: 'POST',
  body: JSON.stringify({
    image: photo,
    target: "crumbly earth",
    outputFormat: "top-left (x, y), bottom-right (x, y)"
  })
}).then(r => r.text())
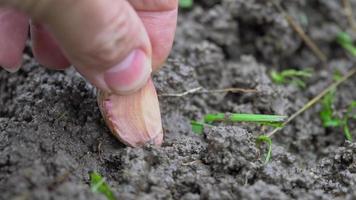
top-left (1, 0), bottom-right (356, 199)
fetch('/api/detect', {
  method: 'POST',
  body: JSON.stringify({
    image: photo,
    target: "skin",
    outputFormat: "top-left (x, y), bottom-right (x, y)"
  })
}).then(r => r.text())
top-left (0, 0), bottom-right (178, 94)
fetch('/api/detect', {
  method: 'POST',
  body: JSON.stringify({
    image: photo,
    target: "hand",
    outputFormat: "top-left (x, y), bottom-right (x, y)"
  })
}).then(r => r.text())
top-left (0, 0), bottom-right (178, 94)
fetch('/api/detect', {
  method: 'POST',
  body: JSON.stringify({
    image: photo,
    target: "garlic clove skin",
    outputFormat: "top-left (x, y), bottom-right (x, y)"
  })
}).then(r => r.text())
top-left (97, 79), bottom-right (163, 147)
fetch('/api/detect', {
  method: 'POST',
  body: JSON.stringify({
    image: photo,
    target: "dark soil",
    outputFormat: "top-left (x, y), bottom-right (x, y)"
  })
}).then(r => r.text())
top-left (1, 0), bottom-right (356, 199)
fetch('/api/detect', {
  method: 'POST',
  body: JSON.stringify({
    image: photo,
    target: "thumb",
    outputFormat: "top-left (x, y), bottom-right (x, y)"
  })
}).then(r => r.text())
top-left (1, 0), bottom-right (152, 94)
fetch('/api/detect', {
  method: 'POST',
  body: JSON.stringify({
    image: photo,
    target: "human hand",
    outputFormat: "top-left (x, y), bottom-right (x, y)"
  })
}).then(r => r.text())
top-left (0, 0), bottom-right (178, 94)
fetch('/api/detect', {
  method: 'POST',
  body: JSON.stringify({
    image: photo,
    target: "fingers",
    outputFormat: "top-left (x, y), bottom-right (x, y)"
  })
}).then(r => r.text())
top-left (30, 22), bottom-right (70, 70)
top-left (0, 8), bottom-right (28, 72)
top-left (3, 0), bottom-right (152, 95)
top-left (136, 9), bottom-right (178, 70)
top-left (0, 0), bottom-right (178, 93)
top-left (129, 0), bottom-right (178, 70)
top-left (128, 0), bottom-right (178, 11)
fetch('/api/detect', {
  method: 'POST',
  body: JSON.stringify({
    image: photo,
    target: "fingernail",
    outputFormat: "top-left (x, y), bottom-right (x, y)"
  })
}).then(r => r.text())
top-left (104, 49), bottom-right (152, 94)
top-left (2, 62), bottom-right (22, 73)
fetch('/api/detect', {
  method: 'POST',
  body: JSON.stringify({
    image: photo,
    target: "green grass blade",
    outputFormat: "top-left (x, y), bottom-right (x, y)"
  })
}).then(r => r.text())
top-left (191, 121), bottom-right (204, 134)
top-left (333, 70), bottom-right (343, 82)
top-left (349, 101), bottom-right (356, 119)
top-left (204, 113), bottom-right (286, 128)
top-left (320, 90), bottom-right (343, 127)
top-left (348, 101), bottom-right (356, 112)
top-left (343, 101), bottom-right (356, 141)
top-left (337, 32), bottom-right (356, 56)
top-left (204, 113), bottom-right (226, 123)
top-left (179, 0), bottom-right (193, 8)
top-left (270, 69), bottom-right (312, 87)
top-left (90, 172), bottom-right (116, 200)
top-left (270, 71), bottom-right (285, 84)
top-left (291, 78), bottom-right (307, 88)
top-left (256, 135), bottom-right (272, 164)
top-left (280, 69), bottom-right (313, 78)
top-left (258, 121), bottom-right (284, 128)
top-left (342, 44), bottom-right (356, 56)
top-left (229, 114), bottom-right (287, 123)
top-left (337, 32), bottom-right (353, 44)
top-left (343, 121), bottom-right (353, 141)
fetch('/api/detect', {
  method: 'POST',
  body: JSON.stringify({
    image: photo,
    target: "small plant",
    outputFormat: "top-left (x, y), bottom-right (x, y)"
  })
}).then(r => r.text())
top-left (191, 113), bottom-right (286, 134)
top-left (270, 69), bottom-right (312, 88)
top-left (336, 32), bottom-right (356, 56)
top-left (179, 0), bottom-right (193, 9)
top-left (333, 70), bottom-right (343, 81)
top-left (256, 135), bottom-right (273, 164)
top-left (191, 120), bottom-right (205, 134)
top-left (320, 90), bottom-right (355, 141)
top-left (204, 113), bottom-right (286, 127)
top-left (191, 113), bottom-right (282, 163)
top-left (90, 172), bottom-right (116, 200)
top-left (320, 90), bottom-right (342, 127)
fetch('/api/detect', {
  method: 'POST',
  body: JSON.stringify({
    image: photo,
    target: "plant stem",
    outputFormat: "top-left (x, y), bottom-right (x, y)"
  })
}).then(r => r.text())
top-left (204, 113), bottom-right (287, 123)
top-left (342, 0), bottom-right (356, 33)
top-left (267, 68), bottom-right (356, 137)
top-left (271, 1), bottom-right (327, 62)
top-left (159, 87), bottom-right (257, 97)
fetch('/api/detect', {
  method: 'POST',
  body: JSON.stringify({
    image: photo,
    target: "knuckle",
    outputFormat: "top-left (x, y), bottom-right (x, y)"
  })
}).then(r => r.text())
top-left (83, 16), bottom-right (130, 67)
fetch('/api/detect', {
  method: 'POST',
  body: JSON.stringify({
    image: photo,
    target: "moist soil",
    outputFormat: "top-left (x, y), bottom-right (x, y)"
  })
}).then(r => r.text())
top-left (1, 0), bottom-right (356, 199)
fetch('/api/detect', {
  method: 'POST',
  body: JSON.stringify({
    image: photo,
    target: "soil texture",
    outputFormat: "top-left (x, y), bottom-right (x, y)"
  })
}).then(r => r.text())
top-left (1, 0), bottom-right (356, 199)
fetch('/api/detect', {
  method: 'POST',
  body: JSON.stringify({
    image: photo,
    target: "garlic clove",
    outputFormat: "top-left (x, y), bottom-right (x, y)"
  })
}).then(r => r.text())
top-left (97, 79), bottom-right (163, 147)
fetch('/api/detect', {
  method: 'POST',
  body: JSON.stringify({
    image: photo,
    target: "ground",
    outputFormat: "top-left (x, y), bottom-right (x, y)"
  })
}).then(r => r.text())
top-left (1, 0), bottom-right (356, 199)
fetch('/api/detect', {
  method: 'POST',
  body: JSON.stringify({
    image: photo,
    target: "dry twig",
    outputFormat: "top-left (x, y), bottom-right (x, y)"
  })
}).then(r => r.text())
top-left (159, 87), bottom-right (257, 97)
top-left (267, 68), bottom-right (356, 137)
top-left (342, 0), bottom-right (356, 33)
top-left (271, 1), bottom-right (327, 62)
top-left (159, 87), bottom-right (203, 97)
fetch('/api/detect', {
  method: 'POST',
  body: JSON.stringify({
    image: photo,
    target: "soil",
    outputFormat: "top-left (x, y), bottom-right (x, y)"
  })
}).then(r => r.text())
top-left (1, 0), bottom-right (356, 199)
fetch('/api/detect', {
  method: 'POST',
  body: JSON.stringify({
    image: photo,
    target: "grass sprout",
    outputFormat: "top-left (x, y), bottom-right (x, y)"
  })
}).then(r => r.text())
top-left (179, 0), bottom-right (193, 9)
top-left (270, 69), bottom-right (313, 88)
top-left (90, 172), bottom-right (116, 200)
top-left (191, 113), bottom-right (286, 134)
top-left (256, 135), bottom-right (273, 164)
top-left (204, 113), bottom-right (286, 126)
top-left (191, 121), bottom-right (205, 134)
top-left (320, 90), bottom-right (343, 127)
top-left (337, 32), bottom-right (356, 56)
top-left (333, 70), bottom-right (343, 82)
top-left (344, 101), bottom-right (356, 140)
top-left (267, 68), bottom-right (356, 138)
top-left (320, 90), bottom-right (355, 141)
top-left (192, 114), bottom-right (281, 163)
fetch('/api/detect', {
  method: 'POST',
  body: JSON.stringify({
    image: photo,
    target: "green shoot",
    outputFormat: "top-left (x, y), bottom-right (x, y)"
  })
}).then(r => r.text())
top-left (191, 113), bottom-right (286, 135)
top-left (191, 120), bottom-right (204, 134)
top-left (204, 113), bottom-right (287, 127)
top-left (336, 32), bottom-right (356, 56)
top-left (258, 121), bottom-right (285, 128)
top-left (256, 135), bottom-right (272, 164)
top-left (270, 69), bottom-right (312, 88)
top-left (90, 172), bottom-right (116, 200)
top-left (320, 90), bottom-right (343, 127)
top-left (267, 68), bottom-right (356, 138)
top-left (347, 101), bottom-right (356, 116)
top-left (320, 90), bottom-right (355, 141)
top-left (179, 0), bottom-right (193, 9)
top-left (344, 101), bottom-right (356, 141)
top-left (343, 123), bottom-right (352, 141)
top-left (333, 70), bottom-right (343, 82)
